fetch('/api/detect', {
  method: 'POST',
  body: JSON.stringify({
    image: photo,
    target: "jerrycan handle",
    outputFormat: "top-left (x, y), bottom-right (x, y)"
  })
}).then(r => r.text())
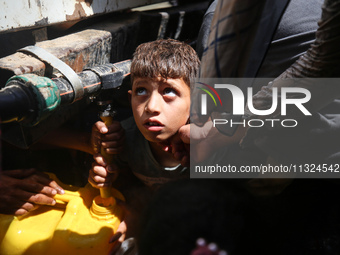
top-left (53, 193), bottom-right (76, 205)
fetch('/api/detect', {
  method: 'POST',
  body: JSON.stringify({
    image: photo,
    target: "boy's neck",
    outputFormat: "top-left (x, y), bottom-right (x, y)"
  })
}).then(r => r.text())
top-left (149, 141), bottom-right (180, 167)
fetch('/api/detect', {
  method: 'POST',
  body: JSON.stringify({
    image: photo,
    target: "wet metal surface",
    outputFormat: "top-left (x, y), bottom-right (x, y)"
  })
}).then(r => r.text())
top-left (0, 29), bottom-right (111, 85)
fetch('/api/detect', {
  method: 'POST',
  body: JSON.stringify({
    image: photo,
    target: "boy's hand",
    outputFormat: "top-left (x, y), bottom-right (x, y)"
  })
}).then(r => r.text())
top-left (91, 121), bottom-right (125, 155)
top-left (88, 154), bottom-right (119, 188)
top-left (0, 168), bottom-right (64, 216)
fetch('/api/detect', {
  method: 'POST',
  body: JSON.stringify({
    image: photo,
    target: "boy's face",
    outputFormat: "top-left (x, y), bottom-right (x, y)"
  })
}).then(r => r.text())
top-left (129, 76), bottom-right (190, 143)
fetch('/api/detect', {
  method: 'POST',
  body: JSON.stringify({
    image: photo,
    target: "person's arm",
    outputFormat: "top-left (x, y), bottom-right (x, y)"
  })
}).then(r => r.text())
top-left (40, 120), bottom-right (125, 155)
top-left (41, 126), bottom-right (93, 154)
top-left (0, 168), bottom-right (64, 216)
top-left (245, 0), bottom-right (340, 121)
top-left (169, 120), bottom-right (247, 166)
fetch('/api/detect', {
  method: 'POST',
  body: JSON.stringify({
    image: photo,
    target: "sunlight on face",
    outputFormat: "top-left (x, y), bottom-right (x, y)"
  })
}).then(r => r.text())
top-left (130, 77), bottom-right (190, 143)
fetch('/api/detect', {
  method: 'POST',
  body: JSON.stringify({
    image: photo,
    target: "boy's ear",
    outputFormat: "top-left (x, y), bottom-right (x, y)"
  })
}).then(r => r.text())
top-left (128, 90), bottom-right (132, 103)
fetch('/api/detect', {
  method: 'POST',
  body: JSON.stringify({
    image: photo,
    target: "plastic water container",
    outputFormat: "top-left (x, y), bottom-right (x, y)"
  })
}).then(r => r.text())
top-left (0, 173), bottom-right (124, 255)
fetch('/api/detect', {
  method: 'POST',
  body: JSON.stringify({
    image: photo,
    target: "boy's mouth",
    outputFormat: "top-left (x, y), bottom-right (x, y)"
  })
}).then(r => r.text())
top-left (144, 120), bottom-right (164, 131)
top-left (146, 121), bottom-right (162, 126)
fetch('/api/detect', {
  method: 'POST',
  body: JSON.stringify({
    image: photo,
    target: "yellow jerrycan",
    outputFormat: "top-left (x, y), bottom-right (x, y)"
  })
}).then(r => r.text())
top-left (0, 173), bottom-right (124, 255)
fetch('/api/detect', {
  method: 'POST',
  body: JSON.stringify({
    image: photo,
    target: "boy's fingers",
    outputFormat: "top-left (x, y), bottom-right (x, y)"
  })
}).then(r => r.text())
top-left (92, 165), bottom-right (109, 177)
top-left (88, 168), bottom-right (114, 187)
top-left (92, 136), bottom-right (101, 152)
top-left (100, 130), bottom-right (125, 142)
top-left (107, 121), bottom-right (124, 133)
top-left (92, 175), bottom-right (107, 184)
top-left (103, 145), bottom-right (125, 154)
top-left (101, 140), bottom-right (123, 148)
top-left (88, 176), bottom-right (102, 188)
top-left (88, 176), bottom-right (111, 188)
top-left (93, 154), bottom-right (107, 166)
top-left (94, 121), bottom-right (108, 134)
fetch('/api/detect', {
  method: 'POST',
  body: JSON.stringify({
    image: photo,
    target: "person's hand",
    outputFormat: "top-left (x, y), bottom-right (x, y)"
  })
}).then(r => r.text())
top-left (0, 168), bottom-right (64, 216)
top-left (88, 154), bottom-right (119, 188)
top-left (163, 121), bottom-right (212, 166)
top-left (91, 121), bottom-right (125, 155)
top-left (166, 124), bottom-right (190, 167)
top-left (109, 220), bottom-right (127, 254)
top-left (109, 199), bottom-right (140, 255)
top-left (166, 121), bottom-right (247, 165)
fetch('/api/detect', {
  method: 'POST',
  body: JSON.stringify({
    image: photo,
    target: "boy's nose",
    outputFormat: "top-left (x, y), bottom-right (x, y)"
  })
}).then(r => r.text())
top-left (145, 93), bottom-right (161, 114)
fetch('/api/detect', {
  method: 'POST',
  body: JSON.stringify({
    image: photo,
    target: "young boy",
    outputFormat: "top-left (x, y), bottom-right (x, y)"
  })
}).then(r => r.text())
top-left (88, 39), bottom-right (200, 189)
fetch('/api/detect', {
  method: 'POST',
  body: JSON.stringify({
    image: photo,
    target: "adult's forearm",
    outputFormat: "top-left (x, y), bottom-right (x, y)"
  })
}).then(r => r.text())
top-left (246, 0), bottom-right (340, 120)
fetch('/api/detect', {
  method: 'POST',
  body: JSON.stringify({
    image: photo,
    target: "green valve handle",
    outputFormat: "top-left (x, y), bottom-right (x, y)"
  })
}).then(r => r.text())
top-left (5, 74), bottom-right (61, 126)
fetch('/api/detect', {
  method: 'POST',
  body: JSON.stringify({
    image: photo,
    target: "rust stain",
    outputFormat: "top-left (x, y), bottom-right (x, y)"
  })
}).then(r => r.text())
top-left (0, 30), bottom-right (110, 84)
top-left (18, 66), bottom-right (25, 74)
top-left (70, 54), bottom-right (85, 73)
top-left (27, 66), bottom-right (34, 72)
top-left (65, 2), bottom-right (87, 21)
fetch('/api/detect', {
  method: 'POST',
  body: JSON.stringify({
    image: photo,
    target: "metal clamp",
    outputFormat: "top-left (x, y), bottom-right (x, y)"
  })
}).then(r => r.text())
top-left (19, 45), bottom-right (84, 103)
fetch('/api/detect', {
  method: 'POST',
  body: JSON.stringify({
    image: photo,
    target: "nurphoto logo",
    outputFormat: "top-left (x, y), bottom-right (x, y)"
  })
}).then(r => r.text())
top-left (198, 83), bottom-right (312, 128)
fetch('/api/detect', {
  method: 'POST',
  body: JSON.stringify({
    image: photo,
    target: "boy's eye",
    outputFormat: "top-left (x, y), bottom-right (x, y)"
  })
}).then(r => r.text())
top-left (135, 87), bottom-right (147, 96)
top-left (163, 87), bottom-right (177, 97)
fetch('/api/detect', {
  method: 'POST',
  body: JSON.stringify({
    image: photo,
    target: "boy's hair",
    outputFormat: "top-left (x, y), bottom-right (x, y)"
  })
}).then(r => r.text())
top-left (131, 39), bottom-right (200, 87)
